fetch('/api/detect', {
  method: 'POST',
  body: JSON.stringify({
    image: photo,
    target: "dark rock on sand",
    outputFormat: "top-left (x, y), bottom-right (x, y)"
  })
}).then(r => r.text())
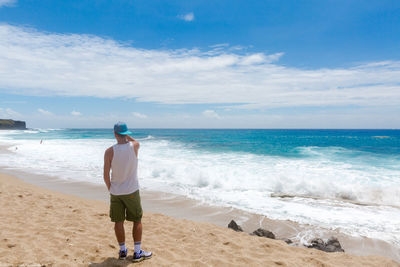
top-left (228, 220), bottom-right (243, 232)
top-left (308, 238), bottom-right (325, 250)
top-left (307, 237), bottom-right (344, 252)
top-left (325, 237), bottom-right (345, 252)
top-left (251, 228), bottom-right (276, 239)
top-left (283, 238), bottom-right (293, 244)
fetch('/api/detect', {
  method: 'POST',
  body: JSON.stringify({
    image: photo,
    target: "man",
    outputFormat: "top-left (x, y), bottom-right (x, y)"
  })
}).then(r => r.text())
top-left (103, 122), bottom-right (152, 262)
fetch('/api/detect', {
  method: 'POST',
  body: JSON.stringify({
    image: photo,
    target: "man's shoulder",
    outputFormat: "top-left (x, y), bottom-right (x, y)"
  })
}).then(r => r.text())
top-left (105, 146), bottom-right (114, 155)
top-left (131, 140), bottom-right (140, 148)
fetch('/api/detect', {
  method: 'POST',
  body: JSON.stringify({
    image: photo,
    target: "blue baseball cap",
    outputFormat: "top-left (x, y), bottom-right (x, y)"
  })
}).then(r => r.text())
top-left (114, 122), bottom-right (132, 135)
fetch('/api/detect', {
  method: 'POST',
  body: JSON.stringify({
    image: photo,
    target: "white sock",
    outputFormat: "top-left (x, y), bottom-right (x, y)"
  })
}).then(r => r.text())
top-left (134, 242), bottom-right (141, 253)
top-left (119, 243), bottom-right (126, 251)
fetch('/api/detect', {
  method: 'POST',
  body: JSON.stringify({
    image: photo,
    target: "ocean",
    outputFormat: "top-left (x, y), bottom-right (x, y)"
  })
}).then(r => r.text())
top-left (0, 128), bottom-right (399, 248)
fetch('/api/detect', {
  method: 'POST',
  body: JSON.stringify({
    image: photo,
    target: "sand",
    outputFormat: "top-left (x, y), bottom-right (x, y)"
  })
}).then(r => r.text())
top-left (0, 173), bottom-right (398, 267)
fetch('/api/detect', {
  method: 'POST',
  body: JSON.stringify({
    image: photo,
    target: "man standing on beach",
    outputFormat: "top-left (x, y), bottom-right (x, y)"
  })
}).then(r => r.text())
top-left (103, 122), bottom-right (152, 262)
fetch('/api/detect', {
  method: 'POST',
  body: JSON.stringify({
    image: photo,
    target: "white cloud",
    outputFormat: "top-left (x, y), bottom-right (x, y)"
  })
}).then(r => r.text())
top-left (202, 110), bottom-right (221, 119)
top-left (0, 0), bottom-right (16, 8)
top-left (0, 24), bottom-right (400, 112)
top-left (0, 107), bottom-right (21, 118)
top-left (209, 43), bottom-right (229, 48)
top-left (132, 112), bottom-right (147, 119)
top-left (37, 108), bottom-right (53, 116)
top-left (71, 110), bottom-right (82, 116)
top-left (178, 12), bottom-right (195, 22)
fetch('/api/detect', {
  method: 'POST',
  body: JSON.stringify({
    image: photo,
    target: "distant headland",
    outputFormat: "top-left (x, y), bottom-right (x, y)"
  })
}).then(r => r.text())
top-left (0, 119), bottom-right (27, 130)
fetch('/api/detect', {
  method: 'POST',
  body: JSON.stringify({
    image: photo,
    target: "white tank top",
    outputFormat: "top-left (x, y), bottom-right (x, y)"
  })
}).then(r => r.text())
top-left (110, 142), bottom-right (139, 195)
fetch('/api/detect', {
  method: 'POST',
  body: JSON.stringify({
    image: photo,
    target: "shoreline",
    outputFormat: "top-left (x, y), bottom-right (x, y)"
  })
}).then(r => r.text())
top-left (1, 167), bottom-right (399, 264)
top-left (1, 172), bottom-right (399, 266)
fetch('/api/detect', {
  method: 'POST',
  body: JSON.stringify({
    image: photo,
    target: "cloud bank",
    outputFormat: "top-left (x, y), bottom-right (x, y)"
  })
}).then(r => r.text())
top-left (1, 24), bottom-right (400, 110)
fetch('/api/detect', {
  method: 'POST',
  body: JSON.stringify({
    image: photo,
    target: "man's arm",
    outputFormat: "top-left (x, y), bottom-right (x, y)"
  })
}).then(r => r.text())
top-left (126, 135), bottom-right (140, 156)
top-left (103, 147), bottom-right (113, 191)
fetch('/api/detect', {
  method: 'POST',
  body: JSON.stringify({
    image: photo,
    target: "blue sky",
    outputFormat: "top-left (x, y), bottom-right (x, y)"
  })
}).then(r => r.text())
top-left (0, 0), bottom-right (400, 128)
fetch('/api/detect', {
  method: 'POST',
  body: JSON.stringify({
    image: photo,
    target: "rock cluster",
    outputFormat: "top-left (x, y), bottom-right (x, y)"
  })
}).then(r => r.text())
top-left (251, 228), bottom-right (276, 239)
top-left (228, 220), bottom-right (276, 240)
top-left (307, 237), bottom-right (345, 252)
top-left (227, 219), bottom-right (344, 252)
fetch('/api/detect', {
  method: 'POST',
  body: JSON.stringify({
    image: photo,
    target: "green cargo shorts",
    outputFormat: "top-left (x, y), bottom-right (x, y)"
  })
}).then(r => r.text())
top-left (109, 190), bottom-right (143, 222)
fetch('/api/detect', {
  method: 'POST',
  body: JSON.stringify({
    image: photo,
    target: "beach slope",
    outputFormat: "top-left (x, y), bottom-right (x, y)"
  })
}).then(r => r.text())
top-left (0, 173), bottom-right (398, 267)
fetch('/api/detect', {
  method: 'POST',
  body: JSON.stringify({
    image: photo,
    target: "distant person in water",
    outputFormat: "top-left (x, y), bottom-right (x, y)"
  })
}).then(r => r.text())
top-left (103, 122), bottom-right (152, 262)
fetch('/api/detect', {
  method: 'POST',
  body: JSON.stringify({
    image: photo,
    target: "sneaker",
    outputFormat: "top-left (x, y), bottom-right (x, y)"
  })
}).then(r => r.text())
top-left (118, 248), bottom-right (128, 260)
top-left (133, 250), bottom-right (152, 262)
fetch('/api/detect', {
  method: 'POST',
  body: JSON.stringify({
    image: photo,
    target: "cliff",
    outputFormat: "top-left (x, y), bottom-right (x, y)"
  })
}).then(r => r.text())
top-left (0, 119), bottom-right (27, 130)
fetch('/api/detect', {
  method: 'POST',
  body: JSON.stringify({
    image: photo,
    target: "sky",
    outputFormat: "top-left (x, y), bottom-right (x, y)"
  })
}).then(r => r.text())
top-left (0, 0), bottom-right (400, 128)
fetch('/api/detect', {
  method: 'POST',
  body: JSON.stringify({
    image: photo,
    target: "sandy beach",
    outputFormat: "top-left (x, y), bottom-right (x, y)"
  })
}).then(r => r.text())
top-left (0, 172), bottom-right (398, 267)
top-left (2, 0), bottom-right (400, 265)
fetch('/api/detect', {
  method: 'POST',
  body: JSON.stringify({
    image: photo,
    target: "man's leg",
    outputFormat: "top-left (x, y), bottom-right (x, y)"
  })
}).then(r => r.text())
top-left (110, 194), bottom-right (128, 259)
top-left (114, 221), bottom-right (125, 244)
top-left (133, 221), bottom-right (142, 243)
top-left (132, 220), bottom-right (152, 261)
top-left (115, 221), bottom-right (128, 259)
top-left (133, 221), bottom-right (142, 254)
top-left (124, 191), bottom-right (152, 261)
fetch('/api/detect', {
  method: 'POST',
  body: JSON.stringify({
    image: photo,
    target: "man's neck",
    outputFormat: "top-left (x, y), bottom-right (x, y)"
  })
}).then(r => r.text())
top-left (117, 138), bottom-right (128, 144)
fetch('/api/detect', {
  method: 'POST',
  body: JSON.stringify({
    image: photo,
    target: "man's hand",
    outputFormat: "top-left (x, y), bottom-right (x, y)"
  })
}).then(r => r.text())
top-left (103, 147), bottom-right (113, 191)
top-left (126, 135), bottom-right (140, 157)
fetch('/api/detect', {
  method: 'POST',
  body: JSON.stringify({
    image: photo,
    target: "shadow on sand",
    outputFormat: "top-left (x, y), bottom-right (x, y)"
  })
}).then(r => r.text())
top-left (89, 256), bottom-right (137, 266)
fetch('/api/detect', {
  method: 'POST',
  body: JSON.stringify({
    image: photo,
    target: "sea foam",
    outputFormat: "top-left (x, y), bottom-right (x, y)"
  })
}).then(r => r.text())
top-left (0, 130), bottom-right (399, 247)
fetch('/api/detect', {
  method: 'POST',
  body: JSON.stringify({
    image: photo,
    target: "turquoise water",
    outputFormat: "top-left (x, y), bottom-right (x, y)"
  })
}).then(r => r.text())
top-left (1, 128), bottom-right (400, 248)
top-left (8, 128), bottom-right (400, 155)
